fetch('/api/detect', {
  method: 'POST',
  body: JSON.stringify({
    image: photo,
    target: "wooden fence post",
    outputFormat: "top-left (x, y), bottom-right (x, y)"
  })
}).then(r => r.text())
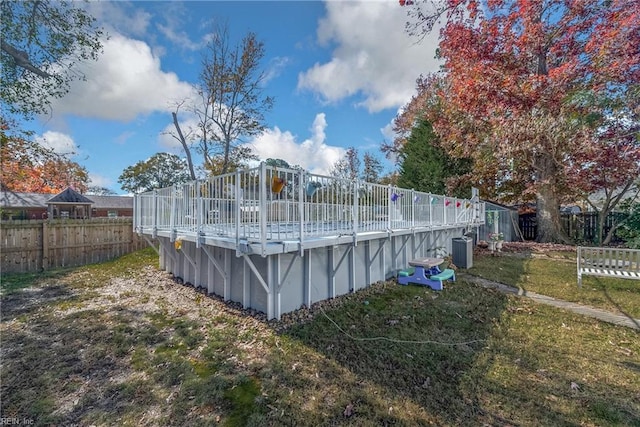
top-left (42, 220), bottom-right (49, 271)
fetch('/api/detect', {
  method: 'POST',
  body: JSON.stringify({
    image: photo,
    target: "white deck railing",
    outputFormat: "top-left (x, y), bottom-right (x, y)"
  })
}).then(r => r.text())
top-left (134, 163), bottom-right (485, 250)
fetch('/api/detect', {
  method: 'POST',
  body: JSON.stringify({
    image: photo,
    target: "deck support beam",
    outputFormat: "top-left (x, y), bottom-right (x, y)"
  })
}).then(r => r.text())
top-left (272, 253), bottom-right (300, 320)
top-left (243, 254), bottom-right (273, 319)
top-left (328, 244), bottom-right (352, 299)
top-left (202, 246), bottom-right (229, 300)
top-left (304, 250), bottom-right (311, 307)
top-left (391, 234), bottom-right (411, 274)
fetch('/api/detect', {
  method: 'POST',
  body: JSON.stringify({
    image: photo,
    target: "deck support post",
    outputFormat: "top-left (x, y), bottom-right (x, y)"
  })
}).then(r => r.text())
top-left (242, 254), bottom-right (273, 319)
top-left (391, 234), bottom-right (411, 274)
top-left (159, 239), bottom-right (176, 272)
top-left (270, 253), bottom-right (299, 320)
top-left (413, 232), bottom-right (428, 258)
top-left (364, 241), bottom-right (371, 288)
top-left (272, 255), bottom-right (280, 320)
top-left (328, 246), bottom-right (335, 299)
top-left (349, 242), bottom-right (356, 292)
top-left (243, 260), bottom-right (250, 307)
top-left (304, 250), bottom-right (311, 307)
top-left (365, 238), bottom-right (385, 283)
top-left (328, 245), bottom-right (351, 297)
top-left (203, 245), bottom-right (229, 300)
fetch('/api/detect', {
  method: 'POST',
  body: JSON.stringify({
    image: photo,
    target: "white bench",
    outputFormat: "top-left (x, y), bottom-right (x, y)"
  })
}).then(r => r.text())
top-left (577, 246), bottom-right (640, 287)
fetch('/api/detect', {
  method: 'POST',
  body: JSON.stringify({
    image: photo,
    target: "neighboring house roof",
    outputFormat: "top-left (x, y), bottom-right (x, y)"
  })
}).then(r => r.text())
top-left (483, 200), bottom-right (518, 211)
top-left (1, 191), bottom-right (133, 210)
top-left (0, 192), bottom-right (49, 209)
top-left (47, 188), bottom-right (94, 204)
top-left (89, 195), bottom-right (134, 210)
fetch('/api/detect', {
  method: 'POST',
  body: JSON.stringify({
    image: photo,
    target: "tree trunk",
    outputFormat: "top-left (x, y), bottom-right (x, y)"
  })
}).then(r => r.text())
top-left (535, 153), bottom-right (569, 243)
top-left (171, 112), bottom-right (196, 180)
top-left (221, 136), bottom-right (231, 175)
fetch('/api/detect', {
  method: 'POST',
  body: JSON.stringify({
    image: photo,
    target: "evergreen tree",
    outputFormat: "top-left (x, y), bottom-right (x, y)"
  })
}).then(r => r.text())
top-left (397, 119), bottom-right (471, 197)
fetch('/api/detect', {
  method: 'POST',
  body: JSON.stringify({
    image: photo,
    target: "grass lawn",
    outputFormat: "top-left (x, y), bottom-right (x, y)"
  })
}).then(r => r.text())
top-left (1, 248), bottom-right (638, 426)
top-left (469, 250), bottom-right (640, 319)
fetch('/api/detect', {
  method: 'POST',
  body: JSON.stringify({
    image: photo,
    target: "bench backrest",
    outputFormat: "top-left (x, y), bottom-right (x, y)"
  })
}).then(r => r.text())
top-left (577, 246), bottom-right (640, 273)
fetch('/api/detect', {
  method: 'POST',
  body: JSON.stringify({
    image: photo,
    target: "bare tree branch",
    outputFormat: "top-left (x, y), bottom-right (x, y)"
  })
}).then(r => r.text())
top-left (171, 107), bottom-right (196, 181)
top-left (0, 39), bottom-right (52, 78)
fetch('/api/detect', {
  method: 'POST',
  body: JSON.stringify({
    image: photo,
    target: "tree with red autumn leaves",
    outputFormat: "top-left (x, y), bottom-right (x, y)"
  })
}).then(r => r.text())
top-left (1, 122), bottom-right (89, 194)
top-left (397, 0), bottom-right (639, 243)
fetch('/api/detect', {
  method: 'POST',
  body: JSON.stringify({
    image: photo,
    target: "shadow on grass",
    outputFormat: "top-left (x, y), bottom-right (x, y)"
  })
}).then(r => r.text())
top-left (597, 277), bottom-right (640, 328)
top-left (279, 282), bottom-right (513, 425)
top-left (278, 278), bottom-right (640, 426)
top-left (1, 283), bottom-right (73, 319)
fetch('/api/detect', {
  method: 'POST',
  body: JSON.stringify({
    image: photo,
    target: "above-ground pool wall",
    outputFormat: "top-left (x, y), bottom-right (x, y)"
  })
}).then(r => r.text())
top-left (156, 226), bottom-right (466, 320)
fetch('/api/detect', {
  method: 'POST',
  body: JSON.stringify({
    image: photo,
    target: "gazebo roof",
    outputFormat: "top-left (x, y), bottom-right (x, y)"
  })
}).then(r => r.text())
top-left (46, 188), bottom-right (94, 205)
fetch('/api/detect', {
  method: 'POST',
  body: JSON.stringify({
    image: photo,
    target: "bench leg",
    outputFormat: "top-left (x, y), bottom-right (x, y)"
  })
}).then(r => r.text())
top-left (578, 272), bottom-right (582, 288)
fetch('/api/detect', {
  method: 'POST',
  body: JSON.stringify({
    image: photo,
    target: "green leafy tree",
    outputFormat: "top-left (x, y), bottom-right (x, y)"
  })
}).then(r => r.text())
top-left (86, 186), bottom-right (117, 196)
top-left (397, 119), bottom-right (471, 197)
top-left (118, 153), bottom-right (191, 193)
top-left (0, 0), bottom-right (104, 119)
top-left (616, 197), bottom-right (640, 249)
top-left (264, 158), bottom-right (291, 168)
top-left (203, 146), bottom-right (259, 176)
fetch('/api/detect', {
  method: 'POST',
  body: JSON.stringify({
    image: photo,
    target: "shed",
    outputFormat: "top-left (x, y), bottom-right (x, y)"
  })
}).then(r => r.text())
top-left (477, 201), bottom-right (522, 242)
top-left (47, 188), bottom-right (94, 219)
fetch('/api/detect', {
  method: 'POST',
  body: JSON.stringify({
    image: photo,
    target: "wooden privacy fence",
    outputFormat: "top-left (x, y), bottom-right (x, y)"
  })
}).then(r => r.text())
top-left (1, 218), bottom-right (148, 274)
top-left (519, 211), bottom-right (627, 243)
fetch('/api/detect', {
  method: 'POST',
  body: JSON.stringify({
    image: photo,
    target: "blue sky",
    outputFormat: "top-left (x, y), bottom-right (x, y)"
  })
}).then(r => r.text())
top-left (26, 1), bottom-right (443, 194)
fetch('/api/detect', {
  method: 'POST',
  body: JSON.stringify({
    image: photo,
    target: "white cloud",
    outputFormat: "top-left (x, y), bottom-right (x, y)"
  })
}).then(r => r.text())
top-left (35, 131), bottom-right (79, 156)
top-left (88, 173), bottom-right (112, 188)
top-left (298, 1), bottom-right (443, 112)
top-left (263, 56), bottom-right (291, 85)
top-left (85, 1), bottom-right (152, 38)
top-left (156, 2), bottom-right (200, 51)
top-left (115, 131), bottom-right (135, 145)
top-left (50, 32), bottom-right (195, 121)
top-left (381, 117), bottom-right (397, 143)
top-left (159, 112), bottom-right (343, 175)
top-left (249, 113), bottom-right (344, 175)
